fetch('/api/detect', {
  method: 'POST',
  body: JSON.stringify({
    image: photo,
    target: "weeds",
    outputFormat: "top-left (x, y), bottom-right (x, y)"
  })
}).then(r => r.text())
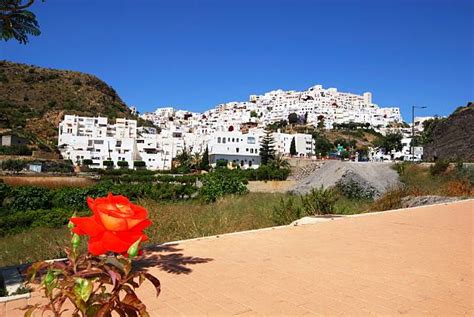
top-left (272, 195), bottom-right (302, 225)
top-left (301, 186), bottom-right (338, 215)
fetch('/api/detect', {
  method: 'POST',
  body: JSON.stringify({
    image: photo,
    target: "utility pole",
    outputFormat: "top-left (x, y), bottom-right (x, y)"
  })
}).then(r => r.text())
top-left (412, 106), bottom-right (427, 162)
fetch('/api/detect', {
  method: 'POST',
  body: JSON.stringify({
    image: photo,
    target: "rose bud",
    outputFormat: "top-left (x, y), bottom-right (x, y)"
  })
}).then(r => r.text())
top-left (71, 233), bottom-right (80, 250)
top-left (127, 237), bottom-right (141, 259)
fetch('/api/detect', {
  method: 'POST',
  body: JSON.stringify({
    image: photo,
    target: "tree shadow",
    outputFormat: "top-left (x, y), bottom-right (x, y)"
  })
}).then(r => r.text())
top-left (134, 243), bottom-right (213, 275)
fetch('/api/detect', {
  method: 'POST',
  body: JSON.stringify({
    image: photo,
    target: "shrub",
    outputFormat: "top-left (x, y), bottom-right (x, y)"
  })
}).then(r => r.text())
top-left (393, 162), bottom-right (410, 176)
top-left (441, 179), bottom-right (473, 197)
top-left (117, 160), bottom-right (129, 168)
top-left (336, 178), bottom-right (376, 200)
top-left (4, 186), bottom-right (52, 212)
top-left (272, 195), bottom-right (302, 225)
top-left (370, 187), bottom-right (407, 211)
top-left (103, 160), bottom-right (114, 169)
top-left (430, 160), bottom-right (449, 176)
top-left (200, 170), bottom-right (248, 202)
top-left (0, 181), bottom-right (10, 204)
top-left (1, 159), bottom-right (27, 172)
top-left (82, 159), bottom-right (93, 166)
top-left (0, 145), bottom-right (32, 156)
top-left (215, 159), bottom-right (228, 168)
top-left (301, 186), bottom-right (338, 215)
top-left (0, 208), bottom-right (86, 237)
top-left (133, 160), bottom-right (146, 169)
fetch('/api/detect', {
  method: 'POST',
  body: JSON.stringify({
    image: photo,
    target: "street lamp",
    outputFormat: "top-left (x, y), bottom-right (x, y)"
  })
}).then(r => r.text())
top-left (411, 105), bottom-right (427, 161)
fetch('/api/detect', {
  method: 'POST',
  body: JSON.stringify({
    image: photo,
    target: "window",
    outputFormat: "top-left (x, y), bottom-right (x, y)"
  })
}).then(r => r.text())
top-left (248, 137), bottom-right (255, 144)
top-left (232, 138), bottom-right (235, 142)
top-left (223, 138), bottom-right (226, 144)
top-left (236, 148), bottom-right (239, 153)
top-left (217, 137), bottom-right (221, 143)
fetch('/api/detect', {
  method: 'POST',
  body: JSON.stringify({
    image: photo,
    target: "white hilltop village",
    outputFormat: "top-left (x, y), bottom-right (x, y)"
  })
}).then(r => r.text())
top-left (58, 84), bottom-right (429, 170)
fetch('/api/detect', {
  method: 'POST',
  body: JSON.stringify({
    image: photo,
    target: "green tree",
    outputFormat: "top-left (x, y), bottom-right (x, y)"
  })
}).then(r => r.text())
top-left (288, 112), bottom-right (298, 125)
top-left (312, 132), bottom-right (333, 157)
top-left (290, 137), bottom-right (297, 156)
top-left (373, 132), bottom-right (403, 154)
top-left (250, 110), bottom-right (258, 118)
top-left (317, 115), bottom-right (325, 129)
top-left (1, 0), bottom-right (43, 44)
top-left (269, 153), bottom-right (290, 169)
top-left (174, 147), bottom-right (192, 173)
top-left (200, 146), bottom-right (210, 171)
top-left (259, 128), bottom-right (276, 165)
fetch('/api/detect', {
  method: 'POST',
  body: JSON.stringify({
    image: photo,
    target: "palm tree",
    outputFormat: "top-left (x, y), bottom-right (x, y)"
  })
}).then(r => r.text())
top-left (270, 153), bottom-right (290, 169)
top-left (1, 0), bottom-right (42, 44)
top-left (190, 152), bottom-right (202, 171)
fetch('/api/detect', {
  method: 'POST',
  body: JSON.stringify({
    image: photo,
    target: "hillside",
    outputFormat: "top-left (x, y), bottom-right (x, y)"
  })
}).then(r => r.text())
top-left (423, 103), bottom-right (474, 162)
top-left (0, 60), bottom-right (153, 152)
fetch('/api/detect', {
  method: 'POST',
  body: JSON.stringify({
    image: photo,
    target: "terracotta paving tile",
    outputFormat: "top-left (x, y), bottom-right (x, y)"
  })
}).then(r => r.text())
top-left (2, 199), bottom-right (473, 316)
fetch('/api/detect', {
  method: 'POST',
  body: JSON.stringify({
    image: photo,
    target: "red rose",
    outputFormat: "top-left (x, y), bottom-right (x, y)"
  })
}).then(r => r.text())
top-left (70, 193), bottom-right (151, 255)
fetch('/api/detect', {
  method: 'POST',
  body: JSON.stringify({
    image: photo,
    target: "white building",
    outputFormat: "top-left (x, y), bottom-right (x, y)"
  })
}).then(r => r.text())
top-left (142, 85), bottom-right (403, 138)
top-left (59, 115), bottom-right (151, 169)
top-left (273, 131), bottom-right (315, 157)
top-left (207, 131), bottom-right (261, 169)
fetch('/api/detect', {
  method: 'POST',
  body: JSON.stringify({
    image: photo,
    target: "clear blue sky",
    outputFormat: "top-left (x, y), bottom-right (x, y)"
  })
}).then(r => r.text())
top-left (1, 0), bottom-right (473, 120)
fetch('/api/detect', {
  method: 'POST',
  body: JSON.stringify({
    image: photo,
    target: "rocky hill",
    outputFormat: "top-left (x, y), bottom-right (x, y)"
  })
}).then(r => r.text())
top-left (0, 60), bottom-right (153, 152)
top-left (423, 103), bottom-right (474, 162)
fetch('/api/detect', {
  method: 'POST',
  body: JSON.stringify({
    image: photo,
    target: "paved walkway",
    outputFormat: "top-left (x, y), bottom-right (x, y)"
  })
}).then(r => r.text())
top-left (2, 200), bottom-right (473, 316)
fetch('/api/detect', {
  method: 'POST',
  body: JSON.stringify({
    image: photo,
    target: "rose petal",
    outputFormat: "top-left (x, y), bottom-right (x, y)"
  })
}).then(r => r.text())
top-left (101, 231), bottom-right (135, 253)
top-left (70, 216), bottom-right (105, 237)
top-left (127, 219), bottom-right (152, 232)
top-left (88, 236), bottom-right (108, 255)
top-left (98, 211), bottom-right (128, 231)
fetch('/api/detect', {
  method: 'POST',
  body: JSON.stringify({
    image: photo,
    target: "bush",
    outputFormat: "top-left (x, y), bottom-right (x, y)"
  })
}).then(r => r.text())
top-left (117, 160), bottom-right (129, 168)
top-left (133, 160), bottom-right (146, 169)
top-left (301, 186), bottom-right (338, 215)
top-left (4, 186), bottom-right (52, 212)
top-left (272, 195), bottom-right (302, 225)
top-left (82, 159), bottom-right (93, 166)
top-left (0, 208), bottom-right (86, 237)
top-left (370, 187), bottom-right (407, 211)
top-left (1, 159), bottom-right (27, 172)
top-left (336, 177), bottom-right (376, 200)
top-left (430, 160), bottom-right (449, 176)
top-left (103, 160), bottom-right (114, 169)
top-left (200, 170), bottom-right (248, 202)
top-left (0, 145), bottom-right (32, 156)
top-left (215, 159), bottom-right (228, 169)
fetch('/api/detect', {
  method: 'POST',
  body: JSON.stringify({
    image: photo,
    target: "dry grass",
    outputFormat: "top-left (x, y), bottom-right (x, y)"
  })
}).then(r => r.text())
top-left (441, 179), bottom-right (474, 197)
top-left (0, 176), bottom-right (96, 188)
top-left (0, 193), bottom-right (287, 267)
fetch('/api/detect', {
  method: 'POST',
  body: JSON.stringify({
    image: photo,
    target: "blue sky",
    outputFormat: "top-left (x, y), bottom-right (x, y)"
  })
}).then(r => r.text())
top-left (1, 0), bottom-right (473, 120)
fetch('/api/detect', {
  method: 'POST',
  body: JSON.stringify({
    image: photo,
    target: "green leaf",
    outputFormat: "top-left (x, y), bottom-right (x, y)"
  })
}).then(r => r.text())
top-left (74, 278), bottom-right (93, 303)
top-left (86, 304), bottom-right (103, 317)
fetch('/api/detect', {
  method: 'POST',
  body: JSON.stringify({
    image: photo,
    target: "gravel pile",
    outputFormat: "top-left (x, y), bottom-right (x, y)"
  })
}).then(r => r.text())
top-left (291, 161), bottom-right (401, 197)
top-left (288, 162), bottom-right (325, 181)
top-left (401, 195), bottom-right (459, 208)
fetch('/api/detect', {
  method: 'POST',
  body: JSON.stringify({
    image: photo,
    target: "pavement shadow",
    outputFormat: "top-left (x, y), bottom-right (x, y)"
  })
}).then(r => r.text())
top-left (135, 243), bottom-right (213, 275)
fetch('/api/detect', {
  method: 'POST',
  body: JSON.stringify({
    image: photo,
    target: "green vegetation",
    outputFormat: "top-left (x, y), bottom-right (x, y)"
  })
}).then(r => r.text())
top-left (0, 145), bottom-right (32, 155)
top-left (300, 186), bottom-right (338, 215)
top-left (0, 193), bottom-right (287, 267)
top-left (1, 160), bottom-right (472, 268)
top-left (199, 169), bottom-right (248, 202)
top-left (259, 128), bottom-right (276, 165)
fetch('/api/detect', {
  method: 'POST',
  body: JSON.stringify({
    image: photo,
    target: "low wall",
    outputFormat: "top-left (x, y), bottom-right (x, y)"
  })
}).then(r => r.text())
top-left (247, 180), bottom-right (296, 193)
